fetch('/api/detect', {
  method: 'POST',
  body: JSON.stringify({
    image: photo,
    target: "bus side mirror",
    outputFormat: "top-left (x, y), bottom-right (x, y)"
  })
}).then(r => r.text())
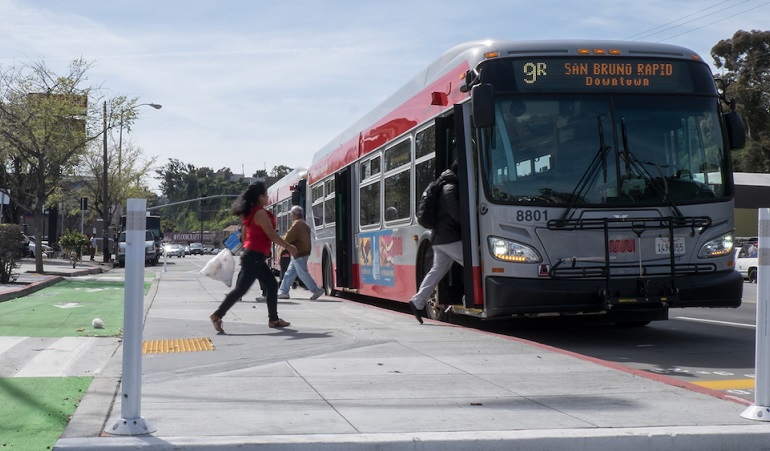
top-left (471, 83), bottom-right (495, 128)
top-left (724, 111), bottom-right (746, 150)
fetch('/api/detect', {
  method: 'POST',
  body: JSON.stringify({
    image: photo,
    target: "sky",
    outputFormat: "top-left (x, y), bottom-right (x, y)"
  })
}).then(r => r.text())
top-left (0, 0), bottom-right (768, 194)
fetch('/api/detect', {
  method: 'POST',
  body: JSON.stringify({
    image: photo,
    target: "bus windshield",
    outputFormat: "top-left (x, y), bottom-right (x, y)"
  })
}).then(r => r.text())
top-left (480, 94), bottom-right (728, 206)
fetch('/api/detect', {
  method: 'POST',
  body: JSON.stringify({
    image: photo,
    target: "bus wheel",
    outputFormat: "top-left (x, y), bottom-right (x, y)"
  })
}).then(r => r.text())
top-left (322, 254), bottom-right (334, 296)
top-left (749, 268), bottom-right (758, 283)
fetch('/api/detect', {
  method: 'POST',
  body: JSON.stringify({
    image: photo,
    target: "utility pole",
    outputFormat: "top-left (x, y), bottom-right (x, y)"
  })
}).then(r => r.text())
top-left (102, 101), bottom-right (110, 263)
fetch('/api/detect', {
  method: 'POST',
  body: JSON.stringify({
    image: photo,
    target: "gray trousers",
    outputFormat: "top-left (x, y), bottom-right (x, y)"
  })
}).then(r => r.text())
top-left (409, 241), bottom-right (463, 309)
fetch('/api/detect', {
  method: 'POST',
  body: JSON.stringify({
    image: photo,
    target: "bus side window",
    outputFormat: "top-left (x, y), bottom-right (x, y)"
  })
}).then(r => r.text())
top-left (360, 156), bottom-right (382, 227)
top-left (383, 139), bottom-right (411, 222)
top-left (359, 181), bottom-right (381, 226)
top-left (415, 126), bottom-right (435, 219)
top-left (311, 183), bottom-right (324, 228)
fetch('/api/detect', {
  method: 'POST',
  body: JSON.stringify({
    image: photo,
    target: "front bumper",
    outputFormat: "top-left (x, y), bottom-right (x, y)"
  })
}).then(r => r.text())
top-left (484, 270), bottom-right (743, 318)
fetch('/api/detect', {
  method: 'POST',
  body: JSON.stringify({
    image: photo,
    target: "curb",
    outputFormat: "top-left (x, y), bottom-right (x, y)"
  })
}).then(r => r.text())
top-left (52, 425), bottom-right (770, 451)
top-left (0, 275), bottom-right (63, 303)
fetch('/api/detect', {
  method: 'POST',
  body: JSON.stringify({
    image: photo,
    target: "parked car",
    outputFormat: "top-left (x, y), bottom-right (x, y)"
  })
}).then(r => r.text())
top-left (189, 242), bottom-right (204, 255)
top-left (21, 234), bottom-right (53, 258)
top-left (116, 230), bottom-right (158, 267)
top-left (27, 241), bottom-right (53, 258)
top-left (164, 243), bottom-right (185, 258)
top-left (184, 245), bottom-right (191, 255)
top-left (735, 243), bottom-right (759, 283)
top-left (30, 241), bottom-right (53, 258)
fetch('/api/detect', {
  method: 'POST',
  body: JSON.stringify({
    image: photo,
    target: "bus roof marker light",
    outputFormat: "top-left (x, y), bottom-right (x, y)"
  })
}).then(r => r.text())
top-left (593, 49), bottom-right (606, 55)
top-left (484, 51), bottom-right (500, 59)
top-left (609, 49), bottom-right (622, 55)
top-left (577, 48), bottom-right (591, 55)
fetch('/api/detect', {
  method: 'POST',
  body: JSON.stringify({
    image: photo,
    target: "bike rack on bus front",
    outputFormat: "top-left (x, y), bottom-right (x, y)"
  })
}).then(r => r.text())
top-left (546, 216), bottom-right (713, 309)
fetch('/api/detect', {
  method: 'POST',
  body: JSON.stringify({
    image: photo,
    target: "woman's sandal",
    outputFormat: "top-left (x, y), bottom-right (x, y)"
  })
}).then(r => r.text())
top-left (210, 313), bottom-right (225, 334)
top-left (268, 318), bottom-right (290, 328)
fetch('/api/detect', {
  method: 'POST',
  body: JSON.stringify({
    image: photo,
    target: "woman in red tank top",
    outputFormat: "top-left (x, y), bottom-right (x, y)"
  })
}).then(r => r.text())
top-left (210, 182), bottom-right (297, 332)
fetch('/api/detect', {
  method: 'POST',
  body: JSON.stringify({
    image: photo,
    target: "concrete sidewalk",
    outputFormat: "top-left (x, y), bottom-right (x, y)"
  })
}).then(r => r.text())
top-left (40, 264), bottom-right (770, 450)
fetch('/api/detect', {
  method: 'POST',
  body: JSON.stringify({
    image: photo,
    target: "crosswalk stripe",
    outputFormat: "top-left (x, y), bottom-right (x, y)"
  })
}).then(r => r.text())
top-left (0, 336), bottom-right (26, 354)
top-left (15, 337), bottom-right (95, 377)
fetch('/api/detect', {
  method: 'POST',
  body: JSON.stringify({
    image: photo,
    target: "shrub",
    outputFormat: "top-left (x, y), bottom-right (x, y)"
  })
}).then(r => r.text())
top-left (0, 224), bottom-right (23, 283)
top-left (59, 230), bottom-right (89, 267)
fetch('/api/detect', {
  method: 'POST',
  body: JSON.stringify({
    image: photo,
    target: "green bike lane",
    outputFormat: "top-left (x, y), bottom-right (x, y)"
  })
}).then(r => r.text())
top-left (0, 273), bottom-right (152, 450)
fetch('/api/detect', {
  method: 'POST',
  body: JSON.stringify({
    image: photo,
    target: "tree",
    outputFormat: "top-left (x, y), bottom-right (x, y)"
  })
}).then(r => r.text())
top-left (154, 161), bottom-right (293, 237)
top-left (73, 126), bottom-right (158, 238)
top-left (711, 30), bottom-right (770, 172)
top-left (0, 58), bottom-right (98, 273)
top-left (251, 164), bottom-right (293, 187)
top-left (268, 165), bottom-right (293, 186)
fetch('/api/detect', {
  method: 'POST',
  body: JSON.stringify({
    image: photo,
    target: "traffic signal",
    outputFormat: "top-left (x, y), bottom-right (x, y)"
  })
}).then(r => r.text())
top-left (81, 197), bottom-right (88, 210)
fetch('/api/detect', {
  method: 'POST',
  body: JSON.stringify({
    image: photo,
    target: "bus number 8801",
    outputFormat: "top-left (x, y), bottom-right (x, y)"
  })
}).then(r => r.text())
top-left (516, 210), bottom-right (548, 222)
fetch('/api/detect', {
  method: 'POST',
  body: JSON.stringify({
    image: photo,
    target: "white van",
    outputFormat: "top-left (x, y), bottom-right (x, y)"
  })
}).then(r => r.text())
top-left (116, 230), bottom-right (158, 267)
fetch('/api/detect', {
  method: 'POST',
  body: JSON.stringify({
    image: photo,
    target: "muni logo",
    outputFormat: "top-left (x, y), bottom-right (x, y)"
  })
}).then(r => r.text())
top-left (609, 239), bottom-right (636, 253)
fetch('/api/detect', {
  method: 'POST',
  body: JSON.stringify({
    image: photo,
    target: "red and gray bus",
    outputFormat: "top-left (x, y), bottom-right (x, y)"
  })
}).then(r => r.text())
top-left (299, 40), bottom-right (746, 324)
top-left (266, 167), bottom-right (308, 277)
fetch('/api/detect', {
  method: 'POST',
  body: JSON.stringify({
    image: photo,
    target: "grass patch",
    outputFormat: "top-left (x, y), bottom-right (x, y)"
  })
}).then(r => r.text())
top-left (0, 279), bottom-right (151, 337)
top-left (0, 376), bottom-right (93, 450)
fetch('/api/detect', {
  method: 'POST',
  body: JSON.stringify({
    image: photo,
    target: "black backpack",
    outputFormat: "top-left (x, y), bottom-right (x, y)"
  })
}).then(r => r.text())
top-left (416, 179), bottom-right (445, 229)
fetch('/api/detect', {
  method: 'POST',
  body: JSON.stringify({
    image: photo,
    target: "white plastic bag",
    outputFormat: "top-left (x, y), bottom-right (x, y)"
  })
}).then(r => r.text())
top-left (200, 248), bottom-right (235, 287)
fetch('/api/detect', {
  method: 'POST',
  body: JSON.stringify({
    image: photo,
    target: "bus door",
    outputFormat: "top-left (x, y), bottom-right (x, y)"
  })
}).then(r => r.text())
top-left (335, 166), bottom-right (356, 289)
top-left (435, 106), bottom-right (480, 309)
top-left (286, 179), bottom-right (308, 279)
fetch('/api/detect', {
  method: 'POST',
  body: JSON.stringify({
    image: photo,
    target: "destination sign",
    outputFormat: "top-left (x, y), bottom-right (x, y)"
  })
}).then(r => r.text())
top-left (505, 58), bottom-right (706, 92)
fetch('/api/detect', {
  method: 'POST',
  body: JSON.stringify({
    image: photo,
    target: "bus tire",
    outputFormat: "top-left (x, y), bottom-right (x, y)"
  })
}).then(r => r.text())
top-left (322, 253), bottom-right (335, 296)
top-left (749, 268), bottom-right (758, 283)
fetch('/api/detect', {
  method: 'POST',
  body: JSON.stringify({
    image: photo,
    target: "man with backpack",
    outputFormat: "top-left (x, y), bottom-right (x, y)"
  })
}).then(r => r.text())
top-left (408, 161), bottom-right (463, 324)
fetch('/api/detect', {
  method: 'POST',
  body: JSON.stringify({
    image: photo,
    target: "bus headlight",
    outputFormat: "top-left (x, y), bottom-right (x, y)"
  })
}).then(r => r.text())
top-left (488, 236), bottom-right (542, 263)
top-left (698, 232), bottom-right (734, 258)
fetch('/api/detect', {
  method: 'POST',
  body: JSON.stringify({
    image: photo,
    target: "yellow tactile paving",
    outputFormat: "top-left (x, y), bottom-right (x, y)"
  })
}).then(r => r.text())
top-left (142, 337), bottom-right (215, 354)
top-left (692, 378), bottom-right (755, 390)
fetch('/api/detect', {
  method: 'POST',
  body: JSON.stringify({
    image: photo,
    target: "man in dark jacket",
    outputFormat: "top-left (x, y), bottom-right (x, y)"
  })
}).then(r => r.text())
top-left (408, 162), bottom-right (463, 323)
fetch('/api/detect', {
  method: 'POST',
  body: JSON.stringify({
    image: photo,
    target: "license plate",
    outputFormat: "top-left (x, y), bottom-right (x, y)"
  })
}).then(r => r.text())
top-left (655, 237), bottom-right (685, 255)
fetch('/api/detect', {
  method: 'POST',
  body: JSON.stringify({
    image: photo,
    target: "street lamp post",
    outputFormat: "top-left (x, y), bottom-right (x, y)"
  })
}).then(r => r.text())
top-left (102, 101), bottom-right (162, 264)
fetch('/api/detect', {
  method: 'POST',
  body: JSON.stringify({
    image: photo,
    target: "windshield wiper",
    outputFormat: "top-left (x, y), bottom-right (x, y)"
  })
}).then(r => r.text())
top-left (619, 118), bottom-right (683, 218)
top-left (561, 115), bottom-right (611, 220)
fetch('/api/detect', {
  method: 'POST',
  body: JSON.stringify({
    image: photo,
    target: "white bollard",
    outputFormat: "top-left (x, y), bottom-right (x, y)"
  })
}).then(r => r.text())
top-left (106, 199), bottom-right (156, 435)
top-left (742, 208), bottom-right (770, 421)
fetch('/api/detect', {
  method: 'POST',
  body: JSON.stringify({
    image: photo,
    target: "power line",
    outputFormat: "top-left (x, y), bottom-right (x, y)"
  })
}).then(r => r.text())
top-left (627, 0), bottom-right (755, 41)
top-left (657, 2), bottom-right (770, 42)
top-left (624, 1), bottom-right (732, 40)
